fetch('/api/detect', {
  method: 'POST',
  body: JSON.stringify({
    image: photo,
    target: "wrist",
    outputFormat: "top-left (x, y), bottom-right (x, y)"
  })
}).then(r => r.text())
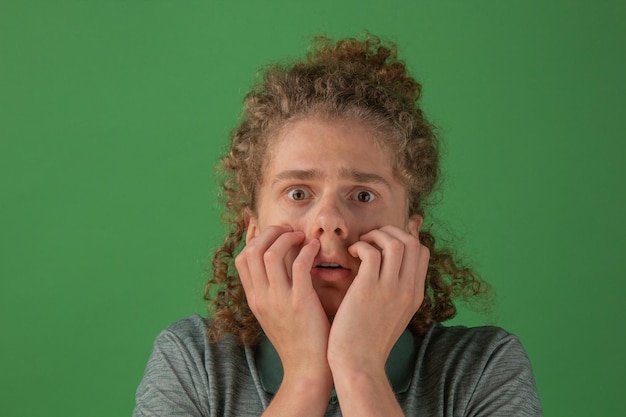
top-left (263, 369), bottom-right (334, 417)
top-left (278, 369), bottom-right (334, 402)
top-left (328, 349), bottom-right (387, 377)
top-left (331, 367), bottom-right (403, 417)
top-left (331, 363), bottom-right (386, 388)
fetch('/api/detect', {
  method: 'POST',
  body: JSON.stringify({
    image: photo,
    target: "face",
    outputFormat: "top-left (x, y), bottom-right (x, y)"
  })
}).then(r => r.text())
top-left (247, 117), bottom-right (421, 320)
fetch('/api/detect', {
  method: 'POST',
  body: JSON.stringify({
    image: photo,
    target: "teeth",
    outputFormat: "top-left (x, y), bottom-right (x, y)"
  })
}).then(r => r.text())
top-left (318, 263), bottom-right (341, 268)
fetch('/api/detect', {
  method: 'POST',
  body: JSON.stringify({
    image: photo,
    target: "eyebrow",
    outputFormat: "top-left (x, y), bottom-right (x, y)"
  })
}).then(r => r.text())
top-left (271, 168), bottom-right (392, 190)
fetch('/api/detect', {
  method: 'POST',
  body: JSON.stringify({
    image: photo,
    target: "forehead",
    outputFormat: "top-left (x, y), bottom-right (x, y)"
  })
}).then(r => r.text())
top-left (262, 117), bottom-right (396, 182)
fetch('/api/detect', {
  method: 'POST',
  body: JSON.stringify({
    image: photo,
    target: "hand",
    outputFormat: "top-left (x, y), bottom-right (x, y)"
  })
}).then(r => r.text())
top-left (235, 225), bottom-right (332, 385)
top-left (327, 225), bottom-right (429, 373)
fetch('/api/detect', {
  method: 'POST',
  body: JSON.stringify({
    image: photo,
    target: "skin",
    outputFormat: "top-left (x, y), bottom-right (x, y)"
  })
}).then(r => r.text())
top-left (234, 117), bottom-right (430, 416)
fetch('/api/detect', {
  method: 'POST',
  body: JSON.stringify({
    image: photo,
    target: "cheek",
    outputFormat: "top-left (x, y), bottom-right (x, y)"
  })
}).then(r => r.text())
top-left (349, 208), bottom-right (393, 231)
top-left (265, 207), bottom-right (307, 231)
top-left (288, 218), bottom-right (307, 233)
top-left (257, 200), bottom-right (302, 229)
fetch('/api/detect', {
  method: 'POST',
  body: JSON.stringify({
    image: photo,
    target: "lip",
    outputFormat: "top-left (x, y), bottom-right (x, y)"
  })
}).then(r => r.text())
top-left (310, 255), bottom-right (353, 282)
top-left (310, 265), bottom-right (352, 282)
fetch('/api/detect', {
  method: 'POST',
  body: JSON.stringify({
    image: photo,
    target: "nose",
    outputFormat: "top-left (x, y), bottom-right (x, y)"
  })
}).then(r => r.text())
top-left (310, 196), bottom-right (349, 240)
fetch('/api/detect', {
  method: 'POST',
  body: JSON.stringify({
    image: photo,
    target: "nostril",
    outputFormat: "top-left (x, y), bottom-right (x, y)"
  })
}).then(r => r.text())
top-left (316, 226), bottom-right (347, 237)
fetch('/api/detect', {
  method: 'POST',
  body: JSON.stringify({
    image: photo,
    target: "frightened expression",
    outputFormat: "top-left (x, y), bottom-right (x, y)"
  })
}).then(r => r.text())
top-left (247, 117), bottom-right (421, 320)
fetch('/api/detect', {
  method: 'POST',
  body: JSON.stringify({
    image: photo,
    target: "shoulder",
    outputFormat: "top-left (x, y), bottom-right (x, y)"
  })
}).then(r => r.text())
top-left (415, 324), bottom-right (542, 416)
top-left (156, 313), bottom-right (211, 344)
top-left (134, 315), bottom-right (261, 417)
top-left (426, 324), bottom-right (525, 356)
top-left (421, 324), bottom-right (534, 381)
top-left (151, 314), bottom-right (246, 367)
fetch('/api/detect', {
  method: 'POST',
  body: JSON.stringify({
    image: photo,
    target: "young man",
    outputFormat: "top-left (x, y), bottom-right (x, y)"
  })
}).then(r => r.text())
top-left (134, 36), bottom-right (542, 416)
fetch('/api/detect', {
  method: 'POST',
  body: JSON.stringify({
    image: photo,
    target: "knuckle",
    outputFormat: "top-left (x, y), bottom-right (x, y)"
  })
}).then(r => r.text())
top-left (234, 252), bottom-right (246, 267)
top-left (387, 239), bottom-right (404, 253)
top-left (358, 244), bottom-right (381, 264)
top-left (263, 249), bottom-right (279, 264)
top-left (405, 236), bottom-right (421, 251)
top-left (246, 243), bottom-right (262, 259)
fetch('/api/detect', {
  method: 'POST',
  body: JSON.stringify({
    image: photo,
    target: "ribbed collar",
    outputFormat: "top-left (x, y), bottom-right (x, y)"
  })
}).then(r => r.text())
top-left (255, 330), bottom-right (417, 396)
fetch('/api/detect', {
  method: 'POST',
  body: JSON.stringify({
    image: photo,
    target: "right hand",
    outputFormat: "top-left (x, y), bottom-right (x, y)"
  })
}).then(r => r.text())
top-left (235, 225), bottom-right (332, 385)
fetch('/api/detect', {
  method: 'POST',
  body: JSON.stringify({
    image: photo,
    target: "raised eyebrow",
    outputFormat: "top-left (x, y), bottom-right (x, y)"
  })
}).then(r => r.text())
top-left (271, 169), bottom-right (321, 186)
top-left (270, 168), bottom-right (392, 190)
top-left (341, 168), bottom-right (392, 190)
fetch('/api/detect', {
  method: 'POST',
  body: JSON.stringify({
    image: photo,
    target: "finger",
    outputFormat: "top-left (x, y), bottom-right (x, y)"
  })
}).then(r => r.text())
top-left (348, 240), bottom-right (382, 282)
top-left (378, 226), bottom-right (429, 304)
top-left (263, 230), bottom-right (306, 288)
top-left (244, 225), bottom-right (294, 288)
top-left (235, 249), bottom-right (254, 293)
top-left (291, 239), bottom-right (320, 296)
top-left (236, 221), bottom-right (263, 293)
top-left (412, 245), bottom-right (430, 299)
top-left (358, 228), bottom-right (404, 283)
top-left (377, 225), bottom-right (422, 281)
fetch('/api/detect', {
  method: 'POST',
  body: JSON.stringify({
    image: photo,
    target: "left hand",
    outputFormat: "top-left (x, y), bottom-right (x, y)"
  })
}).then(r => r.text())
top-left (327, 225), bottom-right (430, 373)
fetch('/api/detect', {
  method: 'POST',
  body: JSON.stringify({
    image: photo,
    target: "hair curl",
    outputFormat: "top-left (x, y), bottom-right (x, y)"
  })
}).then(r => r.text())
top-left (205, 35), bottom-right (491, 345)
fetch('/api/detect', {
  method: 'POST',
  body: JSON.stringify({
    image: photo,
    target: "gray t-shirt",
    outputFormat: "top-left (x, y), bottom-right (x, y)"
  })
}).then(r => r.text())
top-left (133, 314), bottom-right (542, 416)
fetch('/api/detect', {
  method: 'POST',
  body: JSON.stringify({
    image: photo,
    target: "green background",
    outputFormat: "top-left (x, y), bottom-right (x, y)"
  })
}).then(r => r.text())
top-left (1, 1), bottom-right (624, 416)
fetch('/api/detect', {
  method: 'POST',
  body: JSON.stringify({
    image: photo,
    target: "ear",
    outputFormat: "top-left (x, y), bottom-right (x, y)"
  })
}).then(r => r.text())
top-left (407, 214), bottom-right (423, 238)
top-left (244, 208), bottom-right (259, 244)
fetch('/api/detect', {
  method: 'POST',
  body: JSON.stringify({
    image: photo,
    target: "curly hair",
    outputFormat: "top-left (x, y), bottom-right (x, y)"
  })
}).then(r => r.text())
top-left (205, 35), bottom-right (490, 345)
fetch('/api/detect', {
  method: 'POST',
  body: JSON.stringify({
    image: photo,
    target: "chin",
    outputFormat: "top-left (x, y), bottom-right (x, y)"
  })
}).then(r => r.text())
top-left (315, 286), bottom-right (347, 322)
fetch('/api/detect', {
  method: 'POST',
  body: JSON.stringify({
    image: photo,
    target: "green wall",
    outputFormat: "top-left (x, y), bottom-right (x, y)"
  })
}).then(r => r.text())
top-left (1, 1), bottom-right (624, 416)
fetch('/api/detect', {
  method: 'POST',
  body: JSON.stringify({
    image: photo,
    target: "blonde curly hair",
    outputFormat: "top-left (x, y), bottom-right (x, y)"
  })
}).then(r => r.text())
top-left (205, 35), bottom-right (490, 345)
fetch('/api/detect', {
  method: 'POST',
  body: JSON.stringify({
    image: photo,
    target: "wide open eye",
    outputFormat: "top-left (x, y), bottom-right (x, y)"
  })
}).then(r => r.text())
top-left (287, 188), bottom-right (310, 201)
top-left (352, 190), bottom-right (376, 203)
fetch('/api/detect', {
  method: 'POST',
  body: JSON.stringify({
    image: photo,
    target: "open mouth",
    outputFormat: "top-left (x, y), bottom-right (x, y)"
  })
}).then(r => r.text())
top-left (315, 263), bottom-right (343, 269)
top-left (311, 260), bottom-right (351, 282)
